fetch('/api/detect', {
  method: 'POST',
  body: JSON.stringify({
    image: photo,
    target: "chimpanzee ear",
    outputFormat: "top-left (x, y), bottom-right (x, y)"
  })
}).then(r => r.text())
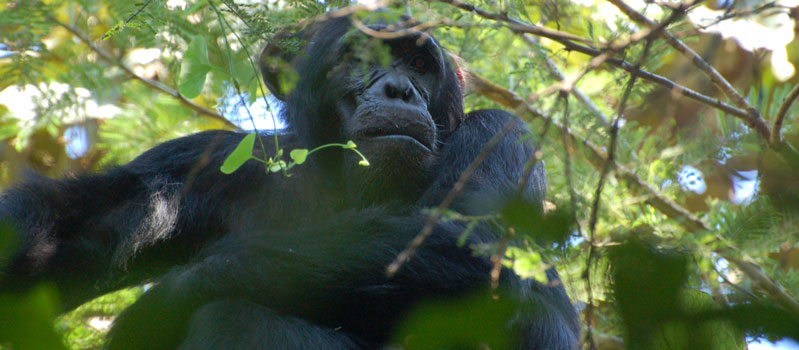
top-left (259, 39), bottom-right (297, 101)
top-left (447, 53), bottom-right (469, 95)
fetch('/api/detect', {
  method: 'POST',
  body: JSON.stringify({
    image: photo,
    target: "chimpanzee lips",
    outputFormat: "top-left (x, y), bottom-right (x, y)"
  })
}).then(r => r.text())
top-left (357, 127), bottom-right (433, 151)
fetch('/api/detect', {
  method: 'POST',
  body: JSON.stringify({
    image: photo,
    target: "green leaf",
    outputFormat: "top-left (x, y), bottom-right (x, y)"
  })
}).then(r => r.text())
top-left (344, 140), bottom-right (357, 149)
top-left (231, 57), bottom-right (254, 90)
top-left (394, 292), bottom-right (515, 349)
top-left (649, 290), bottom-right (746, 350)
top-left (184, 0), bottom-right (208, 15)
top-left (268, 160), bottom-right (285, 173)
top-left (0, 121), bottom-right (20, 141)
top-left (179, 36), bottom-right (212, 98)
top-left (102, 22), bottom-right (124, 40)
top-left (220, 133), bottom-right (255, 174)
top-left (290, 149), bottom-right (308, 165)
top-left (0, 285), bottom-right (67, 350)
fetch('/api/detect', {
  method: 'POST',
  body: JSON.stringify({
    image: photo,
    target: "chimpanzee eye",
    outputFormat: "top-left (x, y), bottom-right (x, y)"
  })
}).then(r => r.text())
top-left (409, 55), bottom-right (427, 71)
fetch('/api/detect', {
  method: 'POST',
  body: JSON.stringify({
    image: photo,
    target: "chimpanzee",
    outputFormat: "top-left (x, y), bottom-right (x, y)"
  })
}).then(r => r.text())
top-left (0, 13), bottom-right (579, 350)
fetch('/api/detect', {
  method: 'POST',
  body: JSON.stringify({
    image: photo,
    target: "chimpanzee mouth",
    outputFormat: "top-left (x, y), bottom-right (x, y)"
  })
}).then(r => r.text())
top-left (357, 128), bottom-right (433, 151)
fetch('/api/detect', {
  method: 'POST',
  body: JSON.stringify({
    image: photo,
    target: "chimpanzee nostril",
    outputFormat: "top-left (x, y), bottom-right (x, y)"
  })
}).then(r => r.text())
top-left (383, 76), bottom-right (414, 102)
top-left (401, 88), bottom-right (412, 101)
top-left (384, 83), bottom-right (400, 100)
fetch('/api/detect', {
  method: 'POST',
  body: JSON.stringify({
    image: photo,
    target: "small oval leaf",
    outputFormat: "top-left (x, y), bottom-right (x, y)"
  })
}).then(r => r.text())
top-left (344, 140), bottom-right (357, 149)
top-left (290, 149), bottom-right (308, 165)
top-left (179, 36), bottom-right (212, 98)
top-left (220, 133), bottom-right (256, 174)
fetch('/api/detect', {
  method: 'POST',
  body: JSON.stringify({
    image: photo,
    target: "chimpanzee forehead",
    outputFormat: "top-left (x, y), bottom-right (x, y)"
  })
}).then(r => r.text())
top-left (337, 22), bottom-right (445, 63)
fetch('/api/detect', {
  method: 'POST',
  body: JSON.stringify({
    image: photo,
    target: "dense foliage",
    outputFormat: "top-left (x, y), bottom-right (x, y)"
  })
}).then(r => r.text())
top-left (1, 0), bottom-right (798, 349)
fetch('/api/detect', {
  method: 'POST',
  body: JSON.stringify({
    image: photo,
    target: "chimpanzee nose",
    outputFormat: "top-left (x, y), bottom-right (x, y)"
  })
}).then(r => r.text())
top-left (382, 75), bottom-right (414, 102)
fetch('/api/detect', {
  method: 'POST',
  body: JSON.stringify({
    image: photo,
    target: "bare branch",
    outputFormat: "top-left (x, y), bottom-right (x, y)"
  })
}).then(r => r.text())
top-left (351, 16), bottom-right (448, 40)
top-left (553, 40), bottom-right (754, 120)
top-left (695, 2), bottom-right (783, 29)
top-left (468, 69), bottom-right (799, 322)
top-left (468, 70), bottom-right (708, 231)
top-left (557, 7), bottom-right (683, 93)
top-left (605, 0), bottom-right (772, 140)
top-left (438, 0), bottom-right (754, 133)
top-left (725, 256), bottom-right (799, 316)
top-left (773, 83), bottom-right (799, 144)
top-left (434, 0), bottom-right (593, 45)
top-left (386, 120), bottom-right (516, 277)
top-left (54, 20), bottom-right (237, 129)
top-left (524, 35), bottom-right (610, 127)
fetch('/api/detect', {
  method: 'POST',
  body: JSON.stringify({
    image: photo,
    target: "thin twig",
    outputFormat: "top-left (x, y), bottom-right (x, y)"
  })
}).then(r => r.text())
top-left (559, 94), bottom-right (584, 239)
top-left (438, 0), bottom-right (754, 134)
top-left (773, 83), bottom-right (799, 144)
top-left (351, 16), bottom-right (448, 40)
top-left (468, 71), bottom-right (707, 233)
top-left (490, 229), bottom-right (510, 290)
top-left (555, 40), bottom-right (752, 120)
top-left (559, 93), bottom-right (596, 349)
top-left (124, 0), bottom-right (154, 24)
top-left (54, 20), bottom-right (236, 128)
top-left (548, 4), bottom-right (685, 96)
top-left (525, 35), bottom-right (610, 127)
top-left (606, 0), bottom-right (771, 141)
top-left (695, 2), bottom-right (781, 29)
top-left (515, 99), bottom-right (554, 196)
top-left (586, 38), bottom-right (655, 251)
top-left (434, 0), bottom-right (592, 45)
top-left (467, 68), bottom-right (799, 322)
top-left (589, 36), bottom-right (655, 350)
top-left (725, 256), bottom-right (799, 315)
top-left (386, 120), bottom-right (517, 277)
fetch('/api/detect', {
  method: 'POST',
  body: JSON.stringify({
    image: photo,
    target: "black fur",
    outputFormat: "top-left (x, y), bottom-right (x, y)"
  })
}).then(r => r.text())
top-left (0, 15), bottom-right (579, 350)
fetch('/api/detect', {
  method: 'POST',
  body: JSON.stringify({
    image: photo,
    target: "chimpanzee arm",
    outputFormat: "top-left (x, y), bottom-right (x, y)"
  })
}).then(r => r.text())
top-left (108, 209), bottom-right (578, 350)
top-left (420, 109), bottom-right (546, 216)
top-left (0, 130), bottom-right (267, 309)
top-left (105, 209), bottom-right (497, 350)
top-left (423, 109), bottom-right (580, 347)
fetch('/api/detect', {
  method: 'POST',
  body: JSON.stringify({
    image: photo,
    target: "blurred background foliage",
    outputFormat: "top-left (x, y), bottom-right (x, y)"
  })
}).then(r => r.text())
top-left (1, 0), bottom-right (799, 349)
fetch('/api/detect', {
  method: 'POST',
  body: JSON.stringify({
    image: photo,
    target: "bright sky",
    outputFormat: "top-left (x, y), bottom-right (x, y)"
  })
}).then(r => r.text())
top-left (749, 338), bottom-right (799, 350)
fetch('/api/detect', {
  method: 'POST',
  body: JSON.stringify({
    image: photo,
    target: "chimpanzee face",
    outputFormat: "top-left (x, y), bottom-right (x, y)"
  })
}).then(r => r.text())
top-left (261, 17), bottom-right (465, 203)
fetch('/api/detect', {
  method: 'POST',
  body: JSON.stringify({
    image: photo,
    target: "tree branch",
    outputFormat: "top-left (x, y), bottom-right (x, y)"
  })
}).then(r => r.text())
top-left (606, 0), bottom-right (771, 141)
top-left (438, 0), bottom-right (754, 133)
top-left (467, 70), bottom-right (708, 231)
top-left (467, 69), bottom-right (799, 319)
top-left (54, 20), bottom-right (237, 129)
top-left (773, 83), bottom-right (799, 144)
top-left (725, 256), bottom-right (799, 315)
top-left (435, 0), bottom-right (592, 45)
top-left (386, 119), bottom-right (516, 277)
top-left (524, 34), bottom-right (610, 127)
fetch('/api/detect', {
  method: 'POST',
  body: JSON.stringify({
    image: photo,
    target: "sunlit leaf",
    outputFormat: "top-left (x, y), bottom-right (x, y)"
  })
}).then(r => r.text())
top-left (179, 36), bottom-right (212, 98)
top-left (220, 133), bottom-right (255, 174)
top-left (290, 149), bottom-right (308, 165)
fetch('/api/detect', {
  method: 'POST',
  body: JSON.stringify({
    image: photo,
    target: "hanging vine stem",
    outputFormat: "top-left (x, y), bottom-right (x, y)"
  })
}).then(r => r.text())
top-left (558, 91), bottom-right (595, 349)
